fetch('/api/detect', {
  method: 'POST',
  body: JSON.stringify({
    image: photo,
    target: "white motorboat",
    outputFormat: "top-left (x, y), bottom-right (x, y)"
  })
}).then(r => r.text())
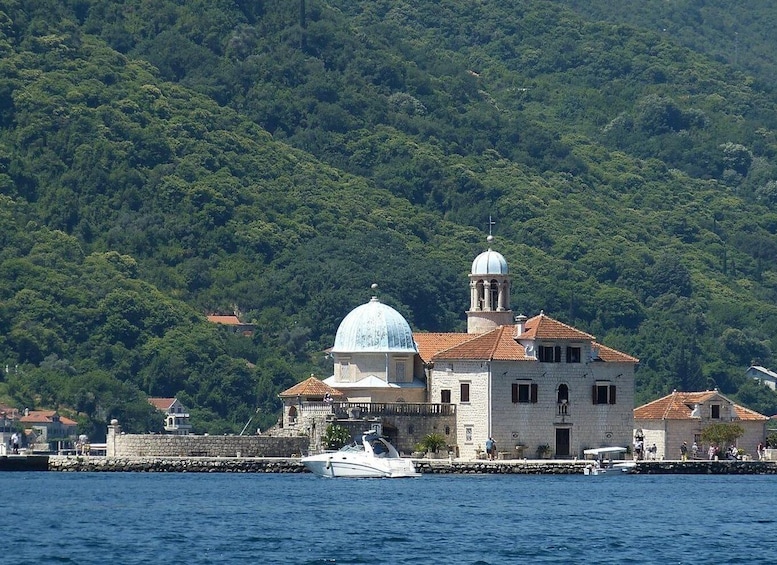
top-left (302, 431), bottom-right (420, 478)
top-left (583, 446), bottom-right (635, 476)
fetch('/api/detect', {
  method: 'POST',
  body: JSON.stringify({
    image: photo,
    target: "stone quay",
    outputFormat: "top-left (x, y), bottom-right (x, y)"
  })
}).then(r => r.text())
top-left (36, 456), bottom-right (777, 474)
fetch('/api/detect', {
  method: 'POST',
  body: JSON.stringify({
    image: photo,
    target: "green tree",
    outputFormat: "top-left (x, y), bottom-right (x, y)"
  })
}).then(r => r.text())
top-left (700, 422), bottom-right (744, 450)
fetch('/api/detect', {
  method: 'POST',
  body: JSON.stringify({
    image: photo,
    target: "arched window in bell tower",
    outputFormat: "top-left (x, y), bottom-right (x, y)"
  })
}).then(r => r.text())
top-left (476, 280), bottom-right (485, 311)
top-left (489, 279), bottom-right (499, 311)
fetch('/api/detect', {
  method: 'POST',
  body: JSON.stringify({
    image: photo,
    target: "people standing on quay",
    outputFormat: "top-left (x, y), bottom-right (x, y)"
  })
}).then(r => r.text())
top-left (691, 441), bottom-right (698, 459)
top-left (680, 441), bottom-right (688, 461)
top-left (634, 439), bottom-right (643, 460)
top-left (708, 444), bottom-right (717, 460)
top-left (485, 437), bottom-right (496, 460)
top-left (10, 432), bottom-right (19, 454)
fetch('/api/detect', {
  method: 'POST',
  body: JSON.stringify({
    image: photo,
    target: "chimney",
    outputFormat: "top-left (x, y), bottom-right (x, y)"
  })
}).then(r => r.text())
top-left (514, 314), bottom-right (527, 337)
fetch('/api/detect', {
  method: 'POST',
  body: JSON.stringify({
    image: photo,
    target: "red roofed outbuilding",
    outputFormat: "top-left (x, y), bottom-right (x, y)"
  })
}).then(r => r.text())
top-left (634, 390), bottom-right (768, 460)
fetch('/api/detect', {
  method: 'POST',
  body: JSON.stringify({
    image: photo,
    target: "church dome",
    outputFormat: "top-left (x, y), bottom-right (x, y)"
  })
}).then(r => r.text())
top-left (471, 236), bottom-right (508, 275)
top-left (471, 249), bottom-right (508, 275)
top-left (332, 297), bottom-right (418, 354)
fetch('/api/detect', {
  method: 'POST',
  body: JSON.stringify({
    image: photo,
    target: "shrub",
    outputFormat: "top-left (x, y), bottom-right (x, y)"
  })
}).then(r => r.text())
top-left (322, 424), bottom-right (352, 450)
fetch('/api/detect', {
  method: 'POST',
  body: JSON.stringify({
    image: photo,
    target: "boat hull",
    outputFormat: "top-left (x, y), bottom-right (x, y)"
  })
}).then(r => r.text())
top-left (302, 454), bottom-right (419, 478)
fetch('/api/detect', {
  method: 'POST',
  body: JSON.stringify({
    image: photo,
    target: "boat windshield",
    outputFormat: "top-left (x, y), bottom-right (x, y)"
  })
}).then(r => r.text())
top-left (339, 442), bottom-right (364, 453)
top-left (371, 439), bottom-right (388, 455)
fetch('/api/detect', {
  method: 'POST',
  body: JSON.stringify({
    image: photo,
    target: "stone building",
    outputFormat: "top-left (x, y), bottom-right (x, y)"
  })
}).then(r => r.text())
top-left (19, 409), bottom-right (78, 452)
top-left (634, 390), bottom-right (768, 460)
top-left (280, 236), bottom-right (637, 459)
top-left (417, 236), bottom-right (638, 460)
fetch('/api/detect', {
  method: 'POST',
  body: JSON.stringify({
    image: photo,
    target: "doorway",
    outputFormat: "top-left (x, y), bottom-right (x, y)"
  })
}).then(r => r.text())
top-left (555, 428), bottom-right (570, 457)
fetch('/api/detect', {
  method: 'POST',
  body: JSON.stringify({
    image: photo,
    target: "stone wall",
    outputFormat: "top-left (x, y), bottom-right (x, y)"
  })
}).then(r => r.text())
top-left (49, 456), bottom-right (305, 473)
top-left (296, 410), bottom-right (456, 456)
top-left (44, 455), bottom-right (777, 474)
top-left (106, 421), bottom-right (308, 458)
top-left (633, 460), bottom-right (777, 474)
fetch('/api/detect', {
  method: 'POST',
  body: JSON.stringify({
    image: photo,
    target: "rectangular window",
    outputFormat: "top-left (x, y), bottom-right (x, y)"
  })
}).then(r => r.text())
top-left (465, 427), bottom-right (473, 442)
top-left (592, 384), bottom-right (617, 405)
top-left (395, 362), bottom-right (405, 381)
top-left (566, 346), bottom-right (581, 363)
top-left (460, 382), bottom-right (470, 403)
top-left (538, 345), bottom-right (561, 362)
top-left (711, 404), bottom-right (720, 419)
top-left (512, 383), bottom-right (538, 404)
top-left (538, 346), bottom-right (554, 362)
top-left (441, 389), bottom-right (451, 404)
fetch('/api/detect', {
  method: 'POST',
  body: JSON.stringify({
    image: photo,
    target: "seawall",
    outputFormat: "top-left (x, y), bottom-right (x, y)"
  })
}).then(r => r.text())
top-left (42, 456), bottom-right (777, 474)
top-left (48, 456), bottom-right (306, 473)
top-left (632, 460), bottom-right (777, 474)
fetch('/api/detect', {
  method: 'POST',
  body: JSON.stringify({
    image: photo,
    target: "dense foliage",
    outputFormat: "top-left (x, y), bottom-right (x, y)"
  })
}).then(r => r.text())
top-left (322, 423), bottom-right (352, 451)
top-left (2, 0), bottom-right (777, 436)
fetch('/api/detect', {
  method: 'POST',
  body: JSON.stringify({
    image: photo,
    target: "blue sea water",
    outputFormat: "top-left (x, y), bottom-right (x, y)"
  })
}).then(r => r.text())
top-left (1, 472), bottom-right (776, 564)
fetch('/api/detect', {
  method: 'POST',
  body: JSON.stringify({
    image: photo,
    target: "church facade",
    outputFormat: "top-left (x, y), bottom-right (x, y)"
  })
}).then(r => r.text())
top-left (281, 237), bottom-right (638, 459)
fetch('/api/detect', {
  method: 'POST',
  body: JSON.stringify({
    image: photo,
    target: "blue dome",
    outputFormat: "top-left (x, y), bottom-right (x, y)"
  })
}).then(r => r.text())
top-left (471, 249), bottom-right (508, 275)
top-left (332, 298), bottom-right (418, 353)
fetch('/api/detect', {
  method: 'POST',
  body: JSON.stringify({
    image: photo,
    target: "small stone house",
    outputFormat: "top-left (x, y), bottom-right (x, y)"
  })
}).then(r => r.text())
top-left (279, 375), bottom-right (345, 430)
top-left (148, 397), bottom-right (192, 435)
top-left (634, 390), bottom-right (768, 460)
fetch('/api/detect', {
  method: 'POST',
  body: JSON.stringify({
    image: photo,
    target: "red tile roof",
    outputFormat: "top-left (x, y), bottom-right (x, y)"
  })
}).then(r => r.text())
top-left (0, 405), bottom-right (19, 419)
top-left (634, 390), bottom-right (768, 421)
top-left (519, 312), bottom-right (595, 341)
top-left (415, 327), bottom-right (530, 362)
top-left (414, 313), bottom-right (637, 364)
top-left (19, 410), bottom-right (77, 426)
top-left (413, 332), bottom-right (472, 362)
top-left (148, 397), bottom-right (177, 412)
top-left (279, 376), bottom-right (346, 398)
top-left (594, 342), bottom-right (639, 363)
top-left (206, 315), bottom-right (242, 325)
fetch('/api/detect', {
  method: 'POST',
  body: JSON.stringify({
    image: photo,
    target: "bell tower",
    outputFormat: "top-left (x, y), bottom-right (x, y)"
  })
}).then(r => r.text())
top-left (467, 235), bottom-right (513, 334)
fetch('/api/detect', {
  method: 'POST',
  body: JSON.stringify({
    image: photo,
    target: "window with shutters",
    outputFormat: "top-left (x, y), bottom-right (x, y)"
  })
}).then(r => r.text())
top-left (512, 382), bottom-right (538, 404)
top-left (592, 383), bottom-right (616, 405)
top-left (538, 345), bottom-right (562, 363)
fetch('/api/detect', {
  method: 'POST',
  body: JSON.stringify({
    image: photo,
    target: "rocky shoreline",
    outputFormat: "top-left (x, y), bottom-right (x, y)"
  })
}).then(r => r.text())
top-left (31, 456), bottom-right (777, 474)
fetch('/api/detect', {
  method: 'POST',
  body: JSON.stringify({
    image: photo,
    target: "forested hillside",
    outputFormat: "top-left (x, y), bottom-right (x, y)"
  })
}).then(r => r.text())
top-left (2, 0), bottom-right (777, 437)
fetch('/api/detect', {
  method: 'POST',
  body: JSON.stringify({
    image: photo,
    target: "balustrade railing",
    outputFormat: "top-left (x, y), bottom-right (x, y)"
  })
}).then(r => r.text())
top-left (303, 401), bottom-right (455, 417)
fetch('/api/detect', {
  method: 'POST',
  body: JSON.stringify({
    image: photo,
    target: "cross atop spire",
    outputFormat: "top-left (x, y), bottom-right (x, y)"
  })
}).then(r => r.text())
top-left (488, 215), bottom-right (496, 237)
